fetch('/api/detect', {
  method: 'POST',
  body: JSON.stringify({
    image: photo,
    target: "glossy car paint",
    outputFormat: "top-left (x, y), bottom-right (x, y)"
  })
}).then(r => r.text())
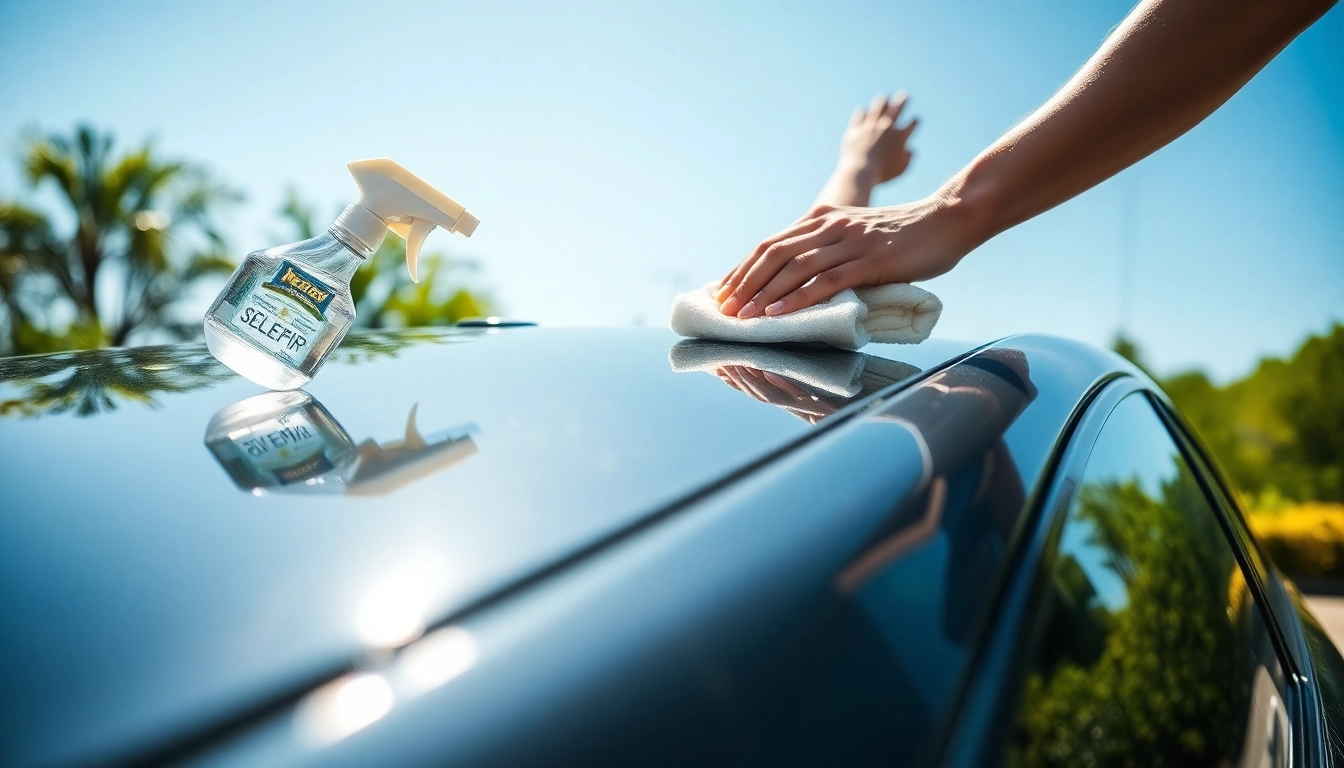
top-left (0, 327), bottom-right (969, 768)
top-left (3, 328), bottom-right (1338, 766)
top-left (184, 333), bottom-right (1124, 765)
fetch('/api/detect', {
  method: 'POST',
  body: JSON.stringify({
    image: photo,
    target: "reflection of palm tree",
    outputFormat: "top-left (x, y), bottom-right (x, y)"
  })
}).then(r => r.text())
top-left (0, 344), bottom-right (230, 418)
top-left (0, 125), bottom-right (240, 355)
top-left (335, 328), bottom-right (475, 365)
top-left (0, 329), bottom-right (479, 419)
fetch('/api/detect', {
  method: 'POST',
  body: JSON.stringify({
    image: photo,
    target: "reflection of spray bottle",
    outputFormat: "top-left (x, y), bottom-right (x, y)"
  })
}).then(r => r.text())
top-left (205, 391), bottom-right (357, 494)
top-left (345, 405), bottom-right (478, 496)
top-left (204, 393), bottom-right (478, 496)
top-left (203, 159), bottom-right (479, 391)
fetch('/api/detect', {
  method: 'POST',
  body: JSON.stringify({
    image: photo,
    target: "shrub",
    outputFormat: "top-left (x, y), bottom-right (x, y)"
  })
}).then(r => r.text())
top-left (1248, 503), bottom-right (1344, 580)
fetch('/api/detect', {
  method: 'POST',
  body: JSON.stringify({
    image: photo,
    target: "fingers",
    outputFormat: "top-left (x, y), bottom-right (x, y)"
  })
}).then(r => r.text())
top-left (721, 366), bottom-right (770, 403)
top-left (717, 366), bottom-right (745, 392)
top-left (721, 365), bottom-right (834, 419)
top-left (722, 222), bottom-right (844, 317)
top-left (741, 242), bottom-right (853, 319)
top-left (741, 368), bottom-right (812, 407)
top-left (736, 368), bottom-right (780, 402)
top-left (853, 92), bottom-right (913, 131)
top-left (883, 91), bottom-right (908, 125)
top-left (718, 213), bottom-right (831, 307)
top-left (716, 263), bottom-right (738, 289)
top-left (716, 215), bottom-right (827, 300)
top-left (760, 371), bottom-right (813, 401)
top-left (898, 116), bottom-right (919, 138)
top-left (764, 261), bottom-right (864, 317)
top-left (715, 367), bottom-right (740, 390)
top-left (867, 93), bottom-right (888, 121)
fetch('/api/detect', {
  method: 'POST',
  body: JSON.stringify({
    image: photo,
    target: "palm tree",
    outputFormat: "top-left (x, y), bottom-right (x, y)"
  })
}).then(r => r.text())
top-left (0, 124), bottom-right (240, 356)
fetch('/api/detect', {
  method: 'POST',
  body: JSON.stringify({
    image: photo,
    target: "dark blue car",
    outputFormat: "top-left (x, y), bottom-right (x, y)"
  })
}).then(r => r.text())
top-left (3, 327), bottom-right (1341, 766)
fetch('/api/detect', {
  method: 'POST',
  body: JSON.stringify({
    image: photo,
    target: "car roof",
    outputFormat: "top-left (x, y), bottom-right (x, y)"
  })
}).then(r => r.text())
top-left (2, 326), bottom-right (994, 768)
top-left (166, 330), bottom-right (1137, 766)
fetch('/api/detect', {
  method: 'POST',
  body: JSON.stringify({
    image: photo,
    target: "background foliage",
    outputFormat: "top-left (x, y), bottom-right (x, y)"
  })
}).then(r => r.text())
top-left (1118, 324), bottom-right (1344, 506)
top-left (0, 125), bottom-right (492, 359)
top-left (1117, 325), bottom-right (1344, 579)
top-left (275, 188), bottom-right (492, 331)
top-left (0, 125), bottom-right (238, 355)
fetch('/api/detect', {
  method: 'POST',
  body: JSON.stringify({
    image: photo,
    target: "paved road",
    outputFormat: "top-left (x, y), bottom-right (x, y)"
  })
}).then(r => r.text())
top-left (1306, 596), bottom-right (1344, 649)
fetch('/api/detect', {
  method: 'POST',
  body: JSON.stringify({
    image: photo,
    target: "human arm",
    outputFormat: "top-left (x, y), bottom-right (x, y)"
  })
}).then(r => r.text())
top-left (717, 0), bottom-right (1336, 319)
top-left (812, 93), bottom-right (919, 208)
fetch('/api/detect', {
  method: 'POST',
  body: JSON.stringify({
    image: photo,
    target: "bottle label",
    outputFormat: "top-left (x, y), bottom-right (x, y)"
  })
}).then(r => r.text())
top-left (230, 261), bottom-right (334, 366)
top-left (233, 409), bottom-right (335, 485)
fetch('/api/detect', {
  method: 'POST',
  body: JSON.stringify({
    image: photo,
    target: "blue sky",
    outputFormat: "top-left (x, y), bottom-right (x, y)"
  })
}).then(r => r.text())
top-left (1, 0), bottom-right (1340, 381)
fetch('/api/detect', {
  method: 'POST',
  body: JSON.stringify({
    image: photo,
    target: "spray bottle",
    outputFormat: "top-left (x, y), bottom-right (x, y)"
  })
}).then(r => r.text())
top-left (204, 159), bottom-right (479, 390)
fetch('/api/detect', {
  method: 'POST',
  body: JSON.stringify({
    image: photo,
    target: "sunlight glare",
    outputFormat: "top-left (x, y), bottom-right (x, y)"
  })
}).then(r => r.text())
top-left (397, 626), bottom-right (478, 695)
top-left (295, 673), bottom-right (394, 747)
top-left (355, 573), bottom-right (434, 649)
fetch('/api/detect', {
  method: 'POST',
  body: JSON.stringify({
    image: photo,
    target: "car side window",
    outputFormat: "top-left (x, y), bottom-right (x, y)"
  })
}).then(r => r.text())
top-left (1007, 393), bottom-right (1289, 766)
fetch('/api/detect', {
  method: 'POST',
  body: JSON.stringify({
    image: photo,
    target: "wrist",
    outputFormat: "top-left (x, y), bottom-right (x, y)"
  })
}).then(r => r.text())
top-left (815, 162), bottom-right (877, 208)
top-left (832, 158), bottom-right (877, 186)
top-left (935, 157), bottom-right (1004, 252)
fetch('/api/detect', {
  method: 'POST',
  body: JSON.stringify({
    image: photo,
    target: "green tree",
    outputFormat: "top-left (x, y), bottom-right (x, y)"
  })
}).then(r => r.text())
top-left (0, 125), bottom-right (240, 356)
top-left (1279, 325), bottom-right (1344, 501)
top-left (1109, 331), bottom-right (1152, 378)
top-left (276, 189), bottom-right (493, 329)
top-left (1115, 324), bottom-right (1344, 505)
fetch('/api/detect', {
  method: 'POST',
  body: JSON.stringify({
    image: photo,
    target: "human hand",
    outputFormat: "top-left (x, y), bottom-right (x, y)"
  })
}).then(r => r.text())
top-left (837, 92), bottom-right (918, 184)
top-left (716, 193), bottom-right (979, 319)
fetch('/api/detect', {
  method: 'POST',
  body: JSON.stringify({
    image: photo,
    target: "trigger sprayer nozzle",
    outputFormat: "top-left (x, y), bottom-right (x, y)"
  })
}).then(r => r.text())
top-left (336, 159), bottom-right (478, 282)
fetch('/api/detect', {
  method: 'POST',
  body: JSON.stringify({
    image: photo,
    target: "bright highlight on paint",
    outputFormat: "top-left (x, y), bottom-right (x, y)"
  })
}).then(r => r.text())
top-left (355, 577), bottom-right (432, 650)
top-left (398, 626), bottom-right (478, 695)
top-left (295, 673), bottom-right (395, 746)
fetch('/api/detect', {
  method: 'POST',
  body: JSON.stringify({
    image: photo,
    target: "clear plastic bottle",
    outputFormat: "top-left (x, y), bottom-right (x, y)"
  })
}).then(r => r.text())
top-left (203, 158), bottom-right (479, 390)
top-left (204, 229), bottom-right (367, 390)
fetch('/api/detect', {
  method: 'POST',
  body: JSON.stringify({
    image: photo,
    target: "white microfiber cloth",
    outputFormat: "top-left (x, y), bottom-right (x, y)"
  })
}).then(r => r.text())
top-left (670, 282), bottom-right (942, 351)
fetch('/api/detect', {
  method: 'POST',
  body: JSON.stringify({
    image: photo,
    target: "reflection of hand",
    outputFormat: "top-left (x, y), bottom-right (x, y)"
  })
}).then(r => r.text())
top-left (715, 365), bottom-right (841, 425)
